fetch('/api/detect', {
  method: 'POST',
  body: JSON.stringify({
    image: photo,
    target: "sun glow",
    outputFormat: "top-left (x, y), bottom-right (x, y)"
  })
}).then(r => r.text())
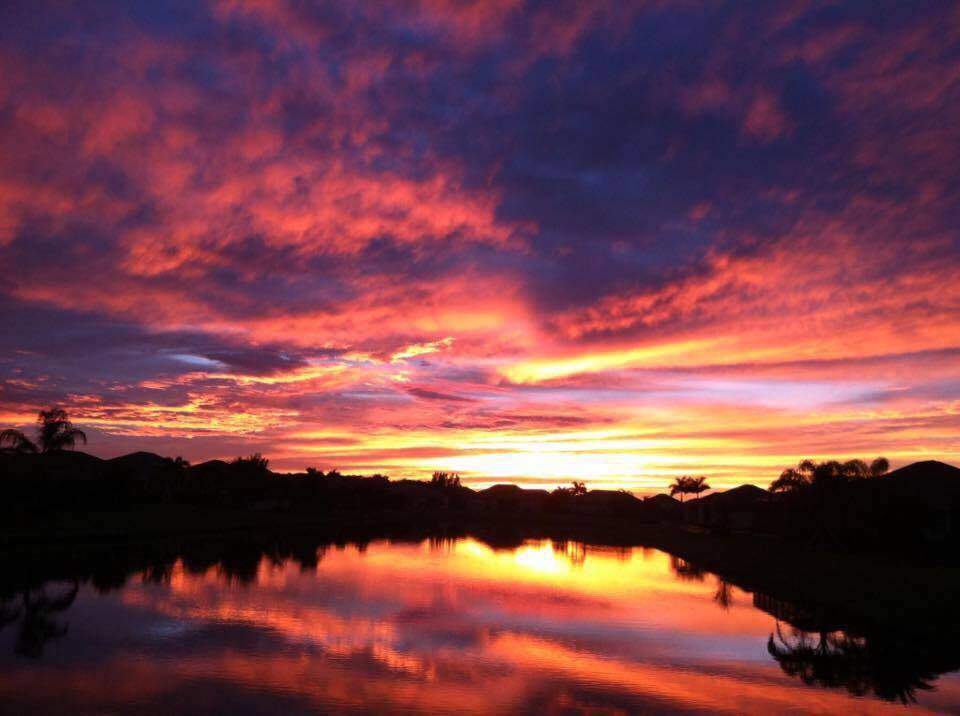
top-left (502, 339), bottom-right (721, 384)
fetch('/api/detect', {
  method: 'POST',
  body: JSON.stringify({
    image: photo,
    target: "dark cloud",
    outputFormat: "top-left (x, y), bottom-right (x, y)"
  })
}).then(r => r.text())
top-left (406, 387), bottom-right (477, 403)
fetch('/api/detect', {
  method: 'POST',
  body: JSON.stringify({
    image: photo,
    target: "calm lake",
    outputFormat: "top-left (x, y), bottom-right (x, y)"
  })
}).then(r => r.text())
top-left (1, 536), bottom-right (958, 714)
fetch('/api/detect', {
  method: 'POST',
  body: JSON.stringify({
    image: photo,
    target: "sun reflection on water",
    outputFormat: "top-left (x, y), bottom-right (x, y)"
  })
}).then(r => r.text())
top-left (1, 537), bottom-right (958, 714)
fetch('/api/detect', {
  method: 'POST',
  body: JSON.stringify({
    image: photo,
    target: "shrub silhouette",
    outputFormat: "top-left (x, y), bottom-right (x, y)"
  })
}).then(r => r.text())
top-left (552, 480), bottom-right (587, 497)
top-left (232, 453), bottom-right (270, 472)
top-left (431, 471), bottom-right (461, 488)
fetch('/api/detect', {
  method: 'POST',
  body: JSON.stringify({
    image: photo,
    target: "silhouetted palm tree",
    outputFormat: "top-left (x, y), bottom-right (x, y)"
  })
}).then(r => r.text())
top-left (0, 429), bottom-right (37, 454)
top-left (0, 408), bottom-right (87, 454)
top-left (36, 408), bottom-right (87, 452)
top-left (688, 476), bottom-right (710, 499)
top-left (669, 475), bottom-right (710, 501)
top-left (669, 477), bottom-right (687, 502)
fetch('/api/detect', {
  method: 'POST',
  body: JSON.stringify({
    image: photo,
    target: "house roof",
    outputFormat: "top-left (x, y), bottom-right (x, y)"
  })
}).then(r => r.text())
top-left (693, 483), bottom-right (767, 508)
top-left (883, 460), bottom-right (960, 496)
top-left (480, 484), bottom-right (549, 498)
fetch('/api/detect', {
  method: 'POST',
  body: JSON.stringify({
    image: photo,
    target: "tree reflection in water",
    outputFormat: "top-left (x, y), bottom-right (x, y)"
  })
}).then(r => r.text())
top-left (0, 532), bottom-right (957, 707)
top-left (767, 623), bottom-right (938, 704)
top-left (669, 555), bottom-right (707, 581)
top-left (713, 579), bottom-right (734, 609)
top-left (551, 539), bottom-right (587, 567)
top-left (0, 580), bottom-right (79, 658)
top-left (668, 554), bottom-right (955, 705)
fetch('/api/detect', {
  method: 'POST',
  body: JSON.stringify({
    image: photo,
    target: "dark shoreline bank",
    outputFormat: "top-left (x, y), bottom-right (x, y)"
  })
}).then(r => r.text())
top-left (5, 447), bottom-right (960, 663)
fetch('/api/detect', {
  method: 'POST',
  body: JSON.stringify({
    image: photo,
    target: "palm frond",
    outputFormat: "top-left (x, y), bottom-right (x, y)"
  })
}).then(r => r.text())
top-left (0, 429), bottom-right (38, 453)
top-left (35, 407), bottom-right (86, 452)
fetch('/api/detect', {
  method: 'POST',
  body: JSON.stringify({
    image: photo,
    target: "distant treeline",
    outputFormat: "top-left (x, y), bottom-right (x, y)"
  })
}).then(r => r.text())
top-left (2, 409), bottom-right (960, 556)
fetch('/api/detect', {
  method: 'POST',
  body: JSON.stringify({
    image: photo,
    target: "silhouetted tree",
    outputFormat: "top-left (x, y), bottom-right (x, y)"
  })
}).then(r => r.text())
top-left (552, 480), bottom-right (587, 497)
top-left (770, 468), bottom-right (811, 493)
top-left (1, 408), bottom-right (87, 454)
top-left (813, 460), bottom-right (847, 483)
top-left (36, 408), bottom-right (87, 452)
top-left (0, 429), bottom-right (37, 455)
top-left (869, 457), bottom-right (890, 477)
top-left (842, 459), bottom-right (870, 479)
top-left (769, 457), bottom-right (890, 492)
top-left (430, 471), bottom-right (461, 488)
top-left (163, 456), bottom-right (190, 470)
top-left (669, 477), bottom-right (687, 502)
top-left (669, 475), bottom-right (710, 502)
top-left (688, 476), bottom-right (710, 499)
top-left (232, 453), bottom-right (269, 471)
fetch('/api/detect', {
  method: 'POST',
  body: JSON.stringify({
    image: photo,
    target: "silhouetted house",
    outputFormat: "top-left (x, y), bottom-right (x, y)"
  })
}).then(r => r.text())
top-left (388, 479), bottom-right (458, 511)
top-left (0, 451), bottom-right (118, 510)
top-left (639, 494), bottom-right (683, 523)
top-left (319, 472), bottom-right (393, 510)
top-left (187, 460), bottom-right (272, 506)
top-left (1, 450), bottom-right (106, 483)
top-left (878, 460), bottom-right (960, 546)
top-left (570, 489), bottom-right (643, 516)
top-left (791, 460), bottom-right (960, 549)
top-left (480, 484), bottom-right (550, 513)
top-left (187, 459), bottom-right (232, 500)
top-left (685, 484), bottom-right (769, 532)
top-left (107, 452), bottom-right (184, 502)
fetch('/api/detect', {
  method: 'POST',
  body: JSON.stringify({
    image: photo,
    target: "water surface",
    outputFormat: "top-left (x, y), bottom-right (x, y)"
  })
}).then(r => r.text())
top-left (1, 536), bottom-right (958, 714)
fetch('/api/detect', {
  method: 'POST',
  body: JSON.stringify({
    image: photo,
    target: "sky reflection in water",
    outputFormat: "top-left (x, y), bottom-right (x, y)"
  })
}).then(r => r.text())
top-left (1, 538), bottom-right (958, 714)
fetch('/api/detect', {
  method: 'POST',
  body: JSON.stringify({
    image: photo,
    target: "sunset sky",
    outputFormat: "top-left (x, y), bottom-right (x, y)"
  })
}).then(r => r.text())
top-left (1, 0), bottom-right (959, 492)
